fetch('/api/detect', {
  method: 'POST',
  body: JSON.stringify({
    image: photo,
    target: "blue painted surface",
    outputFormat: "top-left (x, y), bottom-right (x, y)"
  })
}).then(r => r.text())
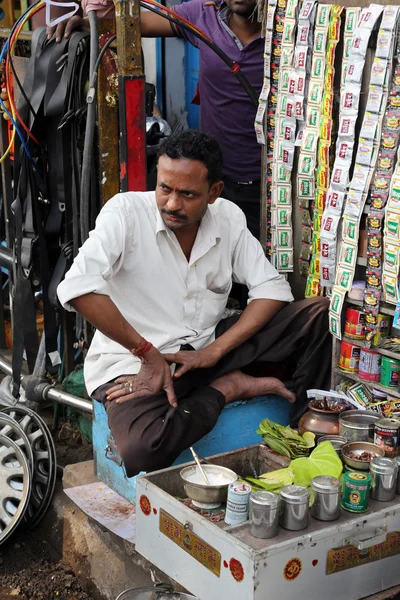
top-left (93, 395), bottom-right (290, 503)
top-left (184, 41), bottom-right (200, 129)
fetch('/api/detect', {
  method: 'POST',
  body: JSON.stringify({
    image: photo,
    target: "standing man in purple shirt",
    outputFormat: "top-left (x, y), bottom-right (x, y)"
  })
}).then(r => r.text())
top-left (49, 0), bottom-right (264, 238)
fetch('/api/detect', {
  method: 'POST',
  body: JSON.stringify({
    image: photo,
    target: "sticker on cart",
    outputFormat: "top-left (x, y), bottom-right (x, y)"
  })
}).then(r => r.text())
top-left (283, 557), bottom-right (302, 581)
top-left (159, 509), bottom-right (222, 576)
top-left (326, 531), bottom-right (400, 575)
top-left (139, 494), bottom-right (152, 516)
top-left (229, 558), bottom-right (245, 582)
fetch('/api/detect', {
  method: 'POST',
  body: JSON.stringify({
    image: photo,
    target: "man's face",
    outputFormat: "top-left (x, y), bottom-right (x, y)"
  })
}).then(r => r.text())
top-left (225, 0), bottom-right (257, 18)
top-left (156, 156), bottom-right (223, 232)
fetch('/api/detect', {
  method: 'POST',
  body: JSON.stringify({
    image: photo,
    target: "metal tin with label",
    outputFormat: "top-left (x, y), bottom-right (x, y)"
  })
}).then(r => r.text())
top-left (374, 418), bottom-right (400, 458)
top-left (339, 340), bottom-right (361, 372)
top-left (370, 457), bottom-right (398, 502)
top-left (224, 481), bottom-right (252, 526)
top-left (344, 307), bottom-right (366, 339)
top-left (359, 347), bottom-right (381, 382)
top-left (380, 356), bottom-right (400, 388)
top-left (341, 471), bottom-right (371, 512)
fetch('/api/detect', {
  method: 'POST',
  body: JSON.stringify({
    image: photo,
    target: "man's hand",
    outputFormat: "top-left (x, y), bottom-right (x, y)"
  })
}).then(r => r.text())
top-left (163, 346), bottom-right (222, 379)
top-left (105, 347), bottom-right (178, 408)
top-left (46, 16), bottom-right (89, 42)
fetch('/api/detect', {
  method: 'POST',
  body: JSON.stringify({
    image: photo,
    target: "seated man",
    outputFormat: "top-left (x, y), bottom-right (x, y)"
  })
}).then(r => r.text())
top-left (57, 130), bottom-right (331, 478)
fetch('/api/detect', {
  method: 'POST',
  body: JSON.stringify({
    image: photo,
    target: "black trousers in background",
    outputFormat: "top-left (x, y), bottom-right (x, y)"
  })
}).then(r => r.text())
top-left (92, 297), bottom-right (331, 477)
top-left (221, 178), bottom-right (261, 239)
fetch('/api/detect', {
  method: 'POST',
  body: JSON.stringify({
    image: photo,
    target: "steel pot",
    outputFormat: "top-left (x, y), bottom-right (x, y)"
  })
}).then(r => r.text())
top-left (339, 410), bottom-right (380, 443)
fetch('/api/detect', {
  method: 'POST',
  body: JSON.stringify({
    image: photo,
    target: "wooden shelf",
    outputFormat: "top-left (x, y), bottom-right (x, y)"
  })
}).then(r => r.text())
top-left (346, 298), bottom-right (396, 316)
top-left (342, 335), bottom-right (400, 360)
top-left (335, 367), bottom-right (400, 398)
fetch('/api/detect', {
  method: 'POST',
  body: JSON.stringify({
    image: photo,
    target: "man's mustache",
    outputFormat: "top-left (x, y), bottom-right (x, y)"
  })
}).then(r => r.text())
top-left (162, 209), bottom-right (188, 220)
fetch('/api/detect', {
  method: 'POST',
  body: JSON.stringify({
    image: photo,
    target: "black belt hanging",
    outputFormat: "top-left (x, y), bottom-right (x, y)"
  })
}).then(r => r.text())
top-left (11, 29), bottom-right (91, 397)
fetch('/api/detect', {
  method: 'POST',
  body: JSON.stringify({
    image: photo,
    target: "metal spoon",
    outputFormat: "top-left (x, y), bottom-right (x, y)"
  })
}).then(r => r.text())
top-left (189, 447), bottom-right (210, 485)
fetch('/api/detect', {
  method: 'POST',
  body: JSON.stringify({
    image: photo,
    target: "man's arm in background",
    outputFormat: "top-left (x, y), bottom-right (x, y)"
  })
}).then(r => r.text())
top-left (47, 3), bottom-right (175, 41)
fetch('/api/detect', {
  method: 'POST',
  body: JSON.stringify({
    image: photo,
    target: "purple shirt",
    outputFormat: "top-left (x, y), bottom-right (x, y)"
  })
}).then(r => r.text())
top-left (172, 0), bottom-right (263, 182)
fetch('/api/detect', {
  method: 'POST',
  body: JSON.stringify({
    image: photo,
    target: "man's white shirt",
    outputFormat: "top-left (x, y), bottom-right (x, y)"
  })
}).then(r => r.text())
top-left (57, 192), bottom-right (294, 395)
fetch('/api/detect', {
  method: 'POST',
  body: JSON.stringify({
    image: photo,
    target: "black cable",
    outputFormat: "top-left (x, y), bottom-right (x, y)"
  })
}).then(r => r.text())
top-left (5, 0), bottom-right (42, 119)
top-left (92, 34), bottom-right (116, 76)
top-left (140, 0), bottom-right (259, 107)
top-left (7, 53), bottom-right (37, 119)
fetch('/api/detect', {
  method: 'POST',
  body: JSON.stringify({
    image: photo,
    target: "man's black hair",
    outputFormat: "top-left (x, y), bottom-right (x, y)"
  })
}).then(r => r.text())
top-left (158, 130), bottom-right (223, 185)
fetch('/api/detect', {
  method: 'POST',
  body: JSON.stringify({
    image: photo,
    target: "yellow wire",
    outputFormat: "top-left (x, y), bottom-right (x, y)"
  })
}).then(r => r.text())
top-left (0, 2), bottom-right (44, 163)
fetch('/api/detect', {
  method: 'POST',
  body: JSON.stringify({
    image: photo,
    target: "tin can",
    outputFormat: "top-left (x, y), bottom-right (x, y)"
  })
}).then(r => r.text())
top-left (359, 347), bottom-right (381, 382)
top-left (372, 314), bottom-right (391, 346)
top-left (224, 481), bottom-right (251, 526)
top-left (341, 471), bottom-right (371, 513)
top-left (339, 340), bottom-right (361, 372)
top-left (380, 356), bottom-right (400, 388)
top-left (374, 417), bottom-right (400, 458)
top-left (344, 308), bottom-right (366, 339)
top-left (249, 491), bottom-right (280, 539)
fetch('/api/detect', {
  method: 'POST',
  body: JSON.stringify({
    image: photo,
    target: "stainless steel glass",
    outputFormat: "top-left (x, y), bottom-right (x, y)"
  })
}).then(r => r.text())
top-left (370, 457), bottom-right (398, 502)
top-left (279, 485), bottom-right (310, 531)
top-left (249, 491), bottom-right (280, 539)
top-left (311, 476), bottom-right (341, 521)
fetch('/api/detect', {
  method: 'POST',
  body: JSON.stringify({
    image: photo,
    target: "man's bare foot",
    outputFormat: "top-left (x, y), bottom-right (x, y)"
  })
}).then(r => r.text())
top-left (210, 370), bottom-right (296, 405)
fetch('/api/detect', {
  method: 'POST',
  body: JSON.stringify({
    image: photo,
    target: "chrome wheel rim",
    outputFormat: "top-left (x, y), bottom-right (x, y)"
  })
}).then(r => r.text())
top-left (0, 434), bottom-right (31, 544)
top-left (1, 405), bottom-right (57, 529)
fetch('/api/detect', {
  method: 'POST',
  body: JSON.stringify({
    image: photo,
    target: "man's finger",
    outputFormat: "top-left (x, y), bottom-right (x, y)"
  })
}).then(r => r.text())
top-left (172, 364), bottom-right (191, 379)
top-left (162, 353), bottom-right (177, 363)
top-left (46, 26), bottom-right (56, 40)
top-left (164, 383), bottom-right (178, 409)
top-left (114, 376), bottom-right (129, 384)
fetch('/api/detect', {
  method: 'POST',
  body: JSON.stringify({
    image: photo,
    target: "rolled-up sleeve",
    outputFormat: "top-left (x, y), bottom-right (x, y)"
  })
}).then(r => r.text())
top-left (231, 211), bottom-right (294, 303)
top-left (57, 199), bottom-right (127, 312)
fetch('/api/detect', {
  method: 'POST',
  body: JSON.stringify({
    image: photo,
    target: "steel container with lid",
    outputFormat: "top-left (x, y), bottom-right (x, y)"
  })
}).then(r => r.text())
top-left (370, 457), bottom-right (398, 502)
top-left (249, 491), bottom-right (280, 539)
top-left (395, 456), bottom-right (400, 495)
top-left (311, 475), bottom-right (341, 521)
top-left (317, 435), bottom-right (347, 454)
top-left (339, 410), bottom-right (380, 442)
top-left (279, 485), bottom-right (310, 531)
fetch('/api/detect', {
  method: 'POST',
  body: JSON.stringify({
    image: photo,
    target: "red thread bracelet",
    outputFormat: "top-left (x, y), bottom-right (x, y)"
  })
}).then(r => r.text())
top-left (134, 339), bottom-right (153, 357)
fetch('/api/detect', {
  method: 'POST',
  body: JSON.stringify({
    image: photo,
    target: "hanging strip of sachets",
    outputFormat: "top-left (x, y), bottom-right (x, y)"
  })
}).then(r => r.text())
top-left (303, 5), bottom-right (344, 297)
top-left (328, 6), bottom-right (400, 339)
top-left (362, 9), bottom-right (400, 335)
top-left (256, 0), bottom-right (289, 259)
top-left (271, 0), bottom-right (316, 273)
top-left (320, 4), bottom-right (385, 307)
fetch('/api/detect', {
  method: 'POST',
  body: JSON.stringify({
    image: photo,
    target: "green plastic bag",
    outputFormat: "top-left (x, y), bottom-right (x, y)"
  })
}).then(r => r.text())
top-left (291, 441), bottom-right (343, 488)
top-left (62, 365), bottom-right (92, 444)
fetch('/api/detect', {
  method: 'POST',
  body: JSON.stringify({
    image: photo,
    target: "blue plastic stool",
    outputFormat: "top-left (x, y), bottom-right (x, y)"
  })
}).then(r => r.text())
top-left (92, 395), bottom-right (290, 503)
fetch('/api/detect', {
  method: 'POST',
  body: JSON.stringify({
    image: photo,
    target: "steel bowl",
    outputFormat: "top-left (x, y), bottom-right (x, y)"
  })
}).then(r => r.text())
top-left (341, 441), bottom-right (385, 471)
top-left (180, 464), bottom-right (237, 508)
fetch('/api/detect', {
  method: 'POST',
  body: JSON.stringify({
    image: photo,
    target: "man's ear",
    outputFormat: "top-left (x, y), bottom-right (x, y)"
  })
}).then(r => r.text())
top-left (208, 180), bottom-right (224, 204)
